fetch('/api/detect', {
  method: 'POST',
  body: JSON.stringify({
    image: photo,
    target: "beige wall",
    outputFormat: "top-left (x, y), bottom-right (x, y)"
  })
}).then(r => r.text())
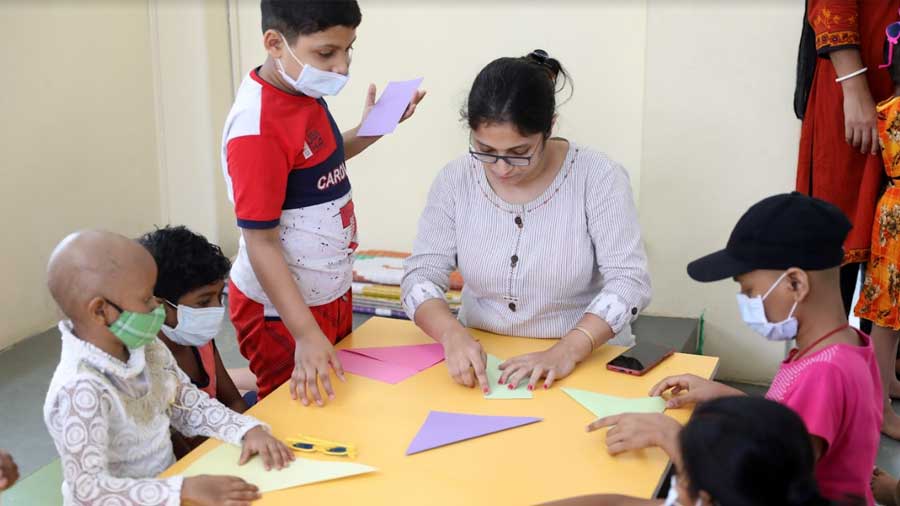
top-left (0, 2), bottom-right (162, 350)
top-left (640, 0), bottom-right (805, 382)
top-left (231, 0), bottom-right (649, 252)
top-left (0, 0), bottom-right (236, 351)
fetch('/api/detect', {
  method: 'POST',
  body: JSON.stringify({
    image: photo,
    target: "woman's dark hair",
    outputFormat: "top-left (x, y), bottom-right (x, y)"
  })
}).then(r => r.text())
top-left (463, 49), bottom-right (572, 137)
top-left (680, 396), bottom-right (851, 506)
top-left (261, 0), bottom-right (362, 44)
top-left (138, 225), bottom-right (231, 303)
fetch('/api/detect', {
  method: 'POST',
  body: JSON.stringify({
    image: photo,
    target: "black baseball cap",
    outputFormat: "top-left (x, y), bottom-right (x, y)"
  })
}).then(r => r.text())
top-left (687, 192), bottom-right (852, 282)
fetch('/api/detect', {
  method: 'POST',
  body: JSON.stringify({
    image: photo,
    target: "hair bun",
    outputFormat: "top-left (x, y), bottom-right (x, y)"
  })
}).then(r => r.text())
top-left (526, 49), bottom-right (561, 81)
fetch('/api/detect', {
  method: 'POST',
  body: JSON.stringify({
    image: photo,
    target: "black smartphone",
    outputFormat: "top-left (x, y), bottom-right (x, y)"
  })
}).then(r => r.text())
top-left (606, 341), bottom-right (675, 376)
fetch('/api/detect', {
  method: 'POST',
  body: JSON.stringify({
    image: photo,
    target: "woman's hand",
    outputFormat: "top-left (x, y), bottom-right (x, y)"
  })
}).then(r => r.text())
top-left (499, 332), bottom-right (592, 390)
top-left (842, 77), bottom-right (879, 155)
top-left (441, 327), bottom-right (489, 392)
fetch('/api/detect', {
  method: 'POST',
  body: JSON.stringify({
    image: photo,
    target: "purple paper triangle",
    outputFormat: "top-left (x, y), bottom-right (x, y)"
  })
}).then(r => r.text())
top-left (346, 343), bottom-right (444, 372)
top-left (405, 411), bottom-right (542, 455)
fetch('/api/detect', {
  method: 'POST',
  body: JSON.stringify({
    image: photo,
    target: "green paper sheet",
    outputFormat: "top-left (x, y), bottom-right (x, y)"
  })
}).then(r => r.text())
top-left (562, 387), bottom-right (666, 419)
top-left (484, 354), bottom-right (533, 400)
top-left (181, 444), bottom-right (376, 493)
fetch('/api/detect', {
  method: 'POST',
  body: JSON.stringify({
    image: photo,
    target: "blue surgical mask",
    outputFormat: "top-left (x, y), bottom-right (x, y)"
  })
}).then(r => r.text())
top-left (736, 271), bottom-right (799, 342)
top-left (276, 34), bottom-right (348, 98)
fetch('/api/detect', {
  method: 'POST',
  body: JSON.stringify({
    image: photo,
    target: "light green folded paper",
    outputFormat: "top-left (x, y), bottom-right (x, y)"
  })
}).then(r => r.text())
top-left (181, 443), bottom-right (376, 493)
top-left (562, 387), bottom-right (666, 419)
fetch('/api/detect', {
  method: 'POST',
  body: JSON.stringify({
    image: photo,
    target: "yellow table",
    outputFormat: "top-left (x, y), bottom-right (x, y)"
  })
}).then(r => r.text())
top-left (163, 317), bottom-right (719, 505)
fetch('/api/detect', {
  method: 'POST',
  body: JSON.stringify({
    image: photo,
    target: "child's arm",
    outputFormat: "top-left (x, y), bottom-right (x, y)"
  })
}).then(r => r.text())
top-left (586, 413), bottom-right (683, 466)
top-left (167, 352), bottom-right (294, 471)
top-left (0, 449), bottom-right (19, 491)
top-left (212, 343), bottom-right (249, 414)
top-left (243, 227), bottom-right (344, 406)
top-left (649, 374), bottom-right (743, 409)
top-left (167, 354), bottom-right (263, 444)
top-left (342, 84), bottom-right (426, 160)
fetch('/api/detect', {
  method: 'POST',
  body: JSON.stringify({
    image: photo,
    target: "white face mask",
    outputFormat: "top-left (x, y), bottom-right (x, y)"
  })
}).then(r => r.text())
top-left (161, 300), bottom-right (224, 347)
top-left (736, 271), bottom-right (799, 342)
top-left (665, 476), bottom-right (702, 506)
top-left (275, 34), bottom-right (348, 98)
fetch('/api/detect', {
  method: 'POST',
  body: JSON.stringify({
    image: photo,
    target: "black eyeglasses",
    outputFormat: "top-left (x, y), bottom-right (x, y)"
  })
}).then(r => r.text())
top-left (469, 141), bottom-right (542, 167)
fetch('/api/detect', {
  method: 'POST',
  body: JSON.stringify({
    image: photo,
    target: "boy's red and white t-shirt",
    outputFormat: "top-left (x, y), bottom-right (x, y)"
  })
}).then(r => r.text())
top-left (221, 69), bottom-right (358, 314)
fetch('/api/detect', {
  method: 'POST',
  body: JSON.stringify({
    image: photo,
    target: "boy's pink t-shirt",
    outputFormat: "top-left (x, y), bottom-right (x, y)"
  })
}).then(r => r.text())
top-left (766, 329), bottom-right (882, 505)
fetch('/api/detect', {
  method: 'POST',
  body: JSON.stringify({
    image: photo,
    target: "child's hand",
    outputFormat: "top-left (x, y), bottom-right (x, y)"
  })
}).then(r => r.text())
top-left (586, 413), bottom-right (682, 459)
top-left (649, 374), bottom-right (740, 408)
top-left (182, 475), bottom-right (260, 506)
top-left (291, 329), bottom-right (345, 407)
top-left (0, 450), bottom-right (19, 491)
top-left (359, 84), bottom-right (427, 126)
top-left (239, 426), bottom-right (295, 471)
top-left (399, 88), bottom-right (426, 123)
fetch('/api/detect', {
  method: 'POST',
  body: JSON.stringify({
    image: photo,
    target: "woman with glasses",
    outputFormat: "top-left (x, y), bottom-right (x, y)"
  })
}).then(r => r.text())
top-left (401, 50), bottom-right (651, 393)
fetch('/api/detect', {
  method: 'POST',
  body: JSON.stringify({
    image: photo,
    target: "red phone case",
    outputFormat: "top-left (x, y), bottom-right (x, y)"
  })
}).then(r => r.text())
top-left (606, 350), bottom-right (674, 376)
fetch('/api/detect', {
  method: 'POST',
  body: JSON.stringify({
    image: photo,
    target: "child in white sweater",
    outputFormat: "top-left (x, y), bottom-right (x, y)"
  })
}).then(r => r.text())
top-left (43, 230), bottom-right (294, 506)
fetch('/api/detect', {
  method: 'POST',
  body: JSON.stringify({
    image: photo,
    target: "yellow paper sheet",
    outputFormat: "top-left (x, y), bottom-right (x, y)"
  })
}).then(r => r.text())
top-left (181, 444), bottom-right (376, 493)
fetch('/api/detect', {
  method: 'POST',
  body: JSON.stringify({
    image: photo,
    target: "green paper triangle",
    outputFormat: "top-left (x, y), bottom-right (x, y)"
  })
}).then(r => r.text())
top-left (484, 354), bottom-right (532, 399)
top-left (562, 387), bottom-right (666, 419)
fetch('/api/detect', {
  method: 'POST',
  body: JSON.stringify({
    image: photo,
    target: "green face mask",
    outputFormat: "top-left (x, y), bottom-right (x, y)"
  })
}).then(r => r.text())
top-left (106, 300), bottom-right (165, 349)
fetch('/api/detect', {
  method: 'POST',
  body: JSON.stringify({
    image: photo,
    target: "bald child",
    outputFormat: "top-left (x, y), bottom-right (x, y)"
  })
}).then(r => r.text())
top-left (43, 230), bottom-right (294, 506)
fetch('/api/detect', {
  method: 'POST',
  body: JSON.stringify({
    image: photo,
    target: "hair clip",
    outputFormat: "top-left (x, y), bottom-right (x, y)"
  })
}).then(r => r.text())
top-left (528, 49), bottom-right (550, 65)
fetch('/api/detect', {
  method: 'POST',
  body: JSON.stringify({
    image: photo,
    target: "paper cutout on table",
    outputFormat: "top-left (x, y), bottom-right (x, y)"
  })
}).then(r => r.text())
top-left (484, 354), bottom-right (532, 399)
top-left (406, 411), bottom-right (542, 455)
top-left (181, 443), bottom-right (376, 493)
top-left (336, 350), bottom-right (419, 384)
top-left (562, 387), bottom-right (666, 419)
top-left (358, 77), bottom-right (424, 136)
top-left (345, 343), bottom-right (445, 372)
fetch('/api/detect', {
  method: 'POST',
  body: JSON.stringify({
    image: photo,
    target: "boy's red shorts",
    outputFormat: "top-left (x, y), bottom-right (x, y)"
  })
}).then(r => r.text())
top-left (228, 280), bottom-right (352, 399)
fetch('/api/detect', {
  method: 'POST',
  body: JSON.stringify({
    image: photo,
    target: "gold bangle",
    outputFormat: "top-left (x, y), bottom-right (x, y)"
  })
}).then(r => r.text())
top-left (573, 326), bottom-right (597, 350)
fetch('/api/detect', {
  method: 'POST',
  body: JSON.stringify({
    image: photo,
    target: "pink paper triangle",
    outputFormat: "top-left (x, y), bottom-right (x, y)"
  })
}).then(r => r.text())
top-left (406, 411), bottom-right (542, 455)
top-left (336, 350), bottom-right (419, 384)
top-left (345, 343), bottom-right (445, 372)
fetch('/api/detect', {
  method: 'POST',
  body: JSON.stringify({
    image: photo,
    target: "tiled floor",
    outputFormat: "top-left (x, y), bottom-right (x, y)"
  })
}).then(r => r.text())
top-left (2, 314), bottom-right (900, 484)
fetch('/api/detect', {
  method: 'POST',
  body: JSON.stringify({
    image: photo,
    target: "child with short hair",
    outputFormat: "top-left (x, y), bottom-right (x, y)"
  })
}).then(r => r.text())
top-left (587, 193), bottom-right (881, 504)
top-left (544, 397), bottom-right (839, 506)
top-left (139, 225), bottom-right (249, 457)
top-left (43, 230), bottom-right (294, 506)
top-left (223, 0), bottom-right (424, 404)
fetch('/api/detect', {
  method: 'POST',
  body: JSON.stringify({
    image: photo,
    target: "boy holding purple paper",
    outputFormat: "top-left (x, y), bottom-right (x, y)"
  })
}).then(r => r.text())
top-left (222, 0), bottom-right (425, 406)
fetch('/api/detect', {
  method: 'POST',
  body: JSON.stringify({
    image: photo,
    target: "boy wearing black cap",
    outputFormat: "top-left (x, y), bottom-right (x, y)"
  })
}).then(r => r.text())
top-left (588, 192), bottom-right (881, 504)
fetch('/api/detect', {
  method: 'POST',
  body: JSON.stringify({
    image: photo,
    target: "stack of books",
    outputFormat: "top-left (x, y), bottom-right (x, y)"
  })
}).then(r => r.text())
top-left (352, 250), bottom-right (463, 319)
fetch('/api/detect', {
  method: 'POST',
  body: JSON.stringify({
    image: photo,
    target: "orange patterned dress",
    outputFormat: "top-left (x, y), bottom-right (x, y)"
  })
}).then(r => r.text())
top-left (855, 96), bottom-right (900, 328)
